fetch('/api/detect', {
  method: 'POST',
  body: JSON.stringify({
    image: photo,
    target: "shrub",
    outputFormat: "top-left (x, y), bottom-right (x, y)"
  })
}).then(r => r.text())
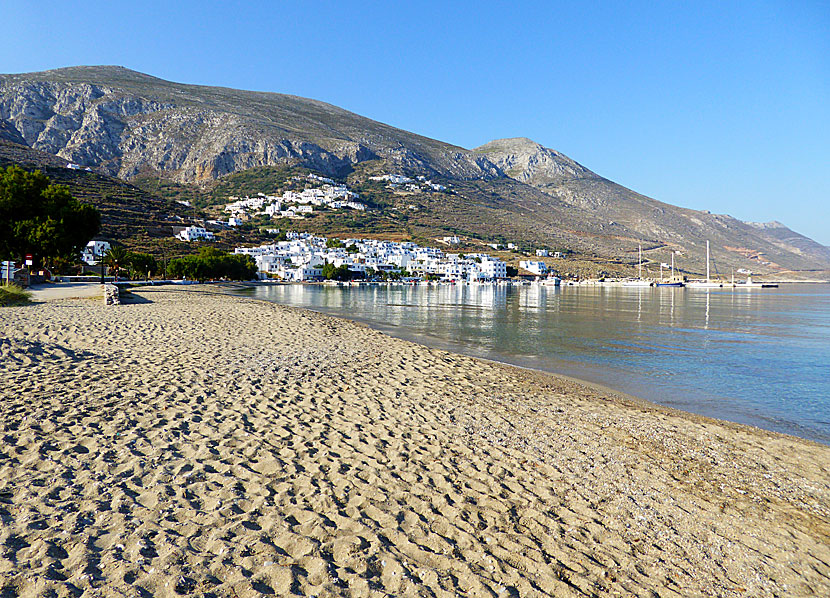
top-left (166, 247), bottom-right (257, 282)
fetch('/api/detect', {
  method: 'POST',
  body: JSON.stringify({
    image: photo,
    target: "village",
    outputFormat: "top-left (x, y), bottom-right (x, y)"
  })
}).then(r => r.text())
top-left (173, 174), bottom-right (368, 241)
top-left (233, 233), bottom-right (515, 282)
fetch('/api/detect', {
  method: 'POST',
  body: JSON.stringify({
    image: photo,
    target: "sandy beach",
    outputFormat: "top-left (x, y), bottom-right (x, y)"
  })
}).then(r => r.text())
top-left (1, 287), bottom-right (828, 597)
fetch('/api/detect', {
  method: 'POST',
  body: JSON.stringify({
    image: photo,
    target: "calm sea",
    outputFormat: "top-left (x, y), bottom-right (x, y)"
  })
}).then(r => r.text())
top-left (236, 283), bottom-right (830, 444)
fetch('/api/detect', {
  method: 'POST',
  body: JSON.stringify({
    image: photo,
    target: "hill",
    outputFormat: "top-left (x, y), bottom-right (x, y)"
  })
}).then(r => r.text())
top-left (0, 140), bottom-right (269, 259)
top-left (1, 66), bottom-right (828, 277)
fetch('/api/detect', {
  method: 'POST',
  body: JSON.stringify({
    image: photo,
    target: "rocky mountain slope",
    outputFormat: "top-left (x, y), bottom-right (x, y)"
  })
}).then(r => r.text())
top-left (475, 137), bottom-right (830, 271)
top-left (1, 66), bottom-right (828, 275)
top-left (0, 66), bottom-right (498, 183)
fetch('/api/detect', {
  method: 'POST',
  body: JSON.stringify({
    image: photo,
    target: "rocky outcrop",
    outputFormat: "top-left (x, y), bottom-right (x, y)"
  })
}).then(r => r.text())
top-left (473, 137), bottom-right (595, 185)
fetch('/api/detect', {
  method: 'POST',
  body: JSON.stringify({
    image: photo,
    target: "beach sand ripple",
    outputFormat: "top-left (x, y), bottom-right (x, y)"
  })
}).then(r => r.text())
top-left (1, 288), bottom-right (828, 597)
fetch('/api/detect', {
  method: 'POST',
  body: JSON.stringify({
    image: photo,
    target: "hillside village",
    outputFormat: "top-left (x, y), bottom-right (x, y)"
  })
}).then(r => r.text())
top-left (220, 174), bottom-right (366, 222)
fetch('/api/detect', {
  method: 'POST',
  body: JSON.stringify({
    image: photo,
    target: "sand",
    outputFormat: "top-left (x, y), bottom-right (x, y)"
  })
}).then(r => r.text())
top-left (0, 287), bottom-right (828, 597)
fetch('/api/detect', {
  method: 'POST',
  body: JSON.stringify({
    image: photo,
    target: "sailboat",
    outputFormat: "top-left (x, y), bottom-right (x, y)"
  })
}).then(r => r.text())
top-left (622, 244), bottom-right (653, 286)
top-left (656, 251), bottom-right (684, 287)
top-left (687, 241), bottom-right (723, 288)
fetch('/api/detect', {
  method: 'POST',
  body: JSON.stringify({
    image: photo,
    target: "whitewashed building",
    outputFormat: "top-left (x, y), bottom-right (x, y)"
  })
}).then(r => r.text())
top-left (81, 240), bottom-right (111, 265)
top-left (520, 260), bottom-right (548, 276)
top-left (176, 226), bottom-right (215, 242)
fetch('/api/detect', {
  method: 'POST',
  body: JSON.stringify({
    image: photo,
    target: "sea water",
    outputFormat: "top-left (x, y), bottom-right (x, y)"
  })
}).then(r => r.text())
top-left (238, 283), bottom-right (830, 444)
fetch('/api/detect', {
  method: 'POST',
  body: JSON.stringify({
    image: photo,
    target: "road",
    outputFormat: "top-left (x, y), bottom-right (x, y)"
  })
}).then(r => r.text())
top-left (28, 282), bottom-right (103, 301)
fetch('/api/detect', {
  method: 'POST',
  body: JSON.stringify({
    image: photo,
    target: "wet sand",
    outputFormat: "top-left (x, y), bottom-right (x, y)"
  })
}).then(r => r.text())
top-left (1, 287), bottom-right (828, 597)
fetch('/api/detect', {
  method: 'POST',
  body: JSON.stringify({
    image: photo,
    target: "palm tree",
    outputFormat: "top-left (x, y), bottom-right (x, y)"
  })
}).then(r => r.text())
top-left (103, 246), bottom-right (129, 281)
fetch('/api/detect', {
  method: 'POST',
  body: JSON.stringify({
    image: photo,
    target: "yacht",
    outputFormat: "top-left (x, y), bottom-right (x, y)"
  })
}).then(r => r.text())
top-left (622, 244), bottom-right (653, 287)
top-left (656, 251), bottom-right (685, 287)
top-left (687, 241), bottom-right (723, 288)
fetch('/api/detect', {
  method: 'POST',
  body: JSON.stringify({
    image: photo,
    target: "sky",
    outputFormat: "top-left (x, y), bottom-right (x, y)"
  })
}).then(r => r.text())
top-left (3, 0), bottom-right (829, 244)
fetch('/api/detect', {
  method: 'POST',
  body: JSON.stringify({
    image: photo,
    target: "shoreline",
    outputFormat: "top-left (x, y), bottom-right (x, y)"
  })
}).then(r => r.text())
top-left (226, 281), bottom-right (830, 446)
top-left (2, 287), bottom-right (829, 596)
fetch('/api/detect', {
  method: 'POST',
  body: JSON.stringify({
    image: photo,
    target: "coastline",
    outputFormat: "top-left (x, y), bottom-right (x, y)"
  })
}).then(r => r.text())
top-left (229, 281), bottom-right (830, 445)
top-left (1, 286), bottom-right (828, 596)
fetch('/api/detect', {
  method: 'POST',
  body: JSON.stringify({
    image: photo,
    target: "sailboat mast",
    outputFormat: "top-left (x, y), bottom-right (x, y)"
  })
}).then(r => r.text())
top-left (706, 240), bottom-right (710, 282)
top-left (671, 252), bottom-right (675, 279)
top-left (638, 244), bottom-right (642, 279)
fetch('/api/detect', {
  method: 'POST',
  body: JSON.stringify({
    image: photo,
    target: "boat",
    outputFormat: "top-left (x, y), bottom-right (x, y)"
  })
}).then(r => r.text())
top-left (656, 251), bottom-right (685, 287)
top-left (541, 276), bottom-right (561, 287)
top-left (622, 244), bottom-right (653, 286)
top-left (738, 275), bottom-right (779, 289)
top-left (687, 241), bottom-right (723, 288)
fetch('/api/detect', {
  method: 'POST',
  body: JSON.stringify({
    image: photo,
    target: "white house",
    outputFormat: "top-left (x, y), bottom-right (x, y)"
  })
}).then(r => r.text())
top-left (475, 258), bottom-right (508, 280)
top-left (81, 240), bottom-right (111, 265)
top-left (535, 249), bottom-right (549, 257)
top-left (176, 226), bottom-right (215, 242)
top-left (520, 260), bottom-right (548, 276)
top-left (228, 217), bottom-right (243, 227)
top-left (442, 236), bottom-right (460, 245)
top-left (292, 266), bottom-right (323, 281)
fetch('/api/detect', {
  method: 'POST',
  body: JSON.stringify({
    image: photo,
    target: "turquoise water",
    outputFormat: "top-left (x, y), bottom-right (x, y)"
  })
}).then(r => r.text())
top-left (237, 283), bottom-right (830, 444)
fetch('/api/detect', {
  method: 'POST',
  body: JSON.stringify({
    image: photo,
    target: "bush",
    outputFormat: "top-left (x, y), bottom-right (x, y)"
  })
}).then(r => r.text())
top-left (166, 247), bottom-right (257, 282)
top-left (0, 284), bottom-right (32, 306)
top-left (128, 252), bottom-right (158, 279)
top-left (321, 261), bottom-right (353, 281)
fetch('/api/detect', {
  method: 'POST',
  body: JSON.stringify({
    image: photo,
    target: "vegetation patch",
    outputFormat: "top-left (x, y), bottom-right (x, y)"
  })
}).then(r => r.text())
top-left (0, 284), bottom-right (31, 306)
top-left (166, 247), bottom-right (257, 282)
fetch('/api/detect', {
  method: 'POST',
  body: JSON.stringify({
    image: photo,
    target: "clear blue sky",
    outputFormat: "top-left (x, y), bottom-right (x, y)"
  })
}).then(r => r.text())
top-left (4, 0), bottom-right (829, 244)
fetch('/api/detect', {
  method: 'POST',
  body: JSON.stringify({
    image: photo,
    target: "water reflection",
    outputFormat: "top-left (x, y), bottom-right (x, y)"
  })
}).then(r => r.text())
top-left (239, 283), bottom-right (830, 444)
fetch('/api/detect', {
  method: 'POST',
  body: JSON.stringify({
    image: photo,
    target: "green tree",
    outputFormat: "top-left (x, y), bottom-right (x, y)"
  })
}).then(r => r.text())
top-left (103, 246), bottom-right (130, 280)
top-left (0, 165), bottom-right (100, 266)
top-left (326, 238), bottom-right (345, 248)
top-left (128, 252), bottom-right (158, 280)
top-left (506, 265), bottom-right (519, 278)
top-left (321, 261), bottom-right (352, 281)
top-left (166, 247), bottom-right (257, 282)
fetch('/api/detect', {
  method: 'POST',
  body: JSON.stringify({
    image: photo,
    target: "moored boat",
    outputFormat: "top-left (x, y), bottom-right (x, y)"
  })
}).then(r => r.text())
top-left (657, 251), bottom-right (685, 287)
top-left (623, 244), bottom-right (653, 286)
top-left (687, 241), bottom-right (723, 288)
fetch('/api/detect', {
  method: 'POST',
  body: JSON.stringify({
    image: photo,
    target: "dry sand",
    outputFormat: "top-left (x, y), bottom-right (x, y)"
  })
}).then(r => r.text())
top-left (0, 287), bottom-right (828, 597)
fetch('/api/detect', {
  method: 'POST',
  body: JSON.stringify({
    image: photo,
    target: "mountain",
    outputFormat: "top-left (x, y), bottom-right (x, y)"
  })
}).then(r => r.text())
top-left (1, 65), bottom-right (828, 276)
top-left (0, 66), bottom-right (499, 183)
top-left (474, 137), bottom-right (830, 272)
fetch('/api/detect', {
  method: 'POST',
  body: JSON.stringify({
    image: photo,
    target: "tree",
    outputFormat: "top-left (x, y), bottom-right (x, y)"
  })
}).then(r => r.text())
top-left (506, 265), bottom-right (519, 278)
top-left (103, 246), bottom-right (129, 280)
top-left (321, 261), bottom-right (351, 281)
top-left (326, 238), bottom-right (345, 248)
top-left (0, 165), bottom-right (100, 266)
top-left (166, 247), bottom-right (257, 282)
top-left (128, 252), bottom-right (158, 280)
